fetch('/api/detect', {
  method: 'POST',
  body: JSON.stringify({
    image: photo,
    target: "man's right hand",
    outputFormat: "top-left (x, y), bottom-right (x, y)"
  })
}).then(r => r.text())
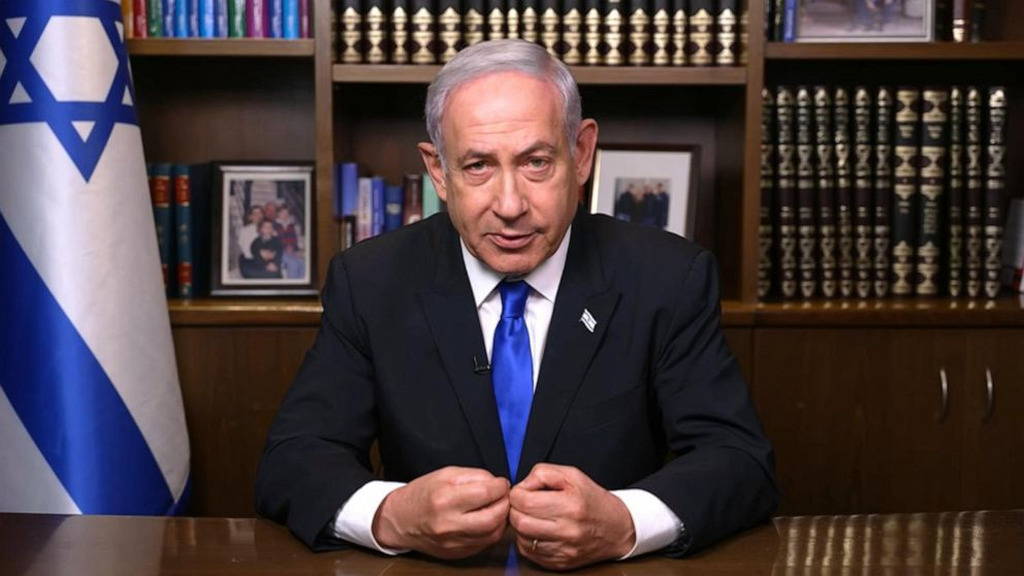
top-left (371, 466), bottom-right (510, 559)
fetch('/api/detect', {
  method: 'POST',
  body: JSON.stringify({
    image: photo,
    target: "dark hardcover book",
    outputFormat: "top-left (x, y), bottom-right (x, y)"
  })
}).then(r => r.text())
top-left (853, 86), bottom-right (874, 298)
top-left (161, 0), bottom-right (174, 36)
top-left (687, 0), bottom-right (713, 67)
top-left (269, 0), bottom-right (283, 38)
top-left (465, 0), bottom-right (486, 46)
top-left (365, 0), bottom-right (388, 63)
top-left (834, 87), bottom-right (854, 299)
top-left (384, 185), bottom-right (405, 232)
top-left (891, 87), bottom-right (920, 297)
top-left (915, 87), bottom-right (949, 297)
top-left (969, 0), bottom-right (984, 42)
top-left (403, 174), bottom-right (424, 224)
top-left (947, 87), bottom-right (965, 297)
top-left (952, 0), bottom-right (969, 42)
top-left (438, 0), bottom-right (461, 62)
top-left (796, 86), bottom-right (817, 299)
top-left (776, 86), bottom-right (798, 299)
top-left (188, 164), bottom-right (211, 297)
top-left (983, 86), bottom-right (1007, 298)
top-left (563, 0), bottom-right (584, 63)
top-left (772, 0), bottom-right (784, 42)
top-left (149, 163), bottom-right (173, 296)
top-left (487, 0), bottom-right (506, 39)
top-left (173, 165), bottom-right (194, 298)
top-left (715, 0), bottom-right (737, 66)
top-left (508, 0), bottom-right (521, 38)
top-left (582, 0), bottom-right (602, 64)
top-left (339, 0), bottom-right (363, 63)
top-left (521, 0), bottom-right (539, 42)
top-left (651, 0), bottom-right (670, 65)
top-left (603, 0), bottom-right (626, 65)
top-left (759, 87), bottom-right (775, 300)
top-left (146, 0), bottom-right (161, 36)
top-left (627, 0), bottom-right (652, 65)
top-left (340, 214), bottom-right (358, 251)
top-left (965, 86), bottom-right (983, 297)
top-left (410, 0), bottom-right (437, 64)
top-left (874, 86), bottom-right (894, 298)
top-left (814, 86), bottom-right (837, 299)
top-left (540, 0), bottom-right (560, 57)
top-left (763, 0), bottom-right (772, 42)
top-left (371, 176), bottom-right (385, 237)
top-left (934, 0), bottom-right (951, 41)
top-left (671, 0), bottom-right (686, 66)
top-left (390, 0), bottom-right (410, 63)
top-left (300, 0), bottom-right (310, 38)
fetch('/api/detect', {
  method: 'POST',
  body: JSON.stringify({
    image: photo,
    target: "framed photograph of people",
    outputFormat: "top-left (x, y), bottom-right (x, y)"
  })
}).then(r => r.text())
top-left (794, 0), bottom-right (935, 42)
top-left (211, 163), bottom-right (317, 296)
top-left (589, 145), bottom-right (699, 239)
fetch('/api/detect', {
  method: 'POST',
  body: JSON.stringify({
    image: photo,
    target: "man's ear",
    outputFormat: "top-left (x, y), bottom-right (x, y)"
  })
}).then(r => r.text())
top-left (417, 142), bottom-right (448, 203)
top-left (573, 119), bottom-right (599, 186)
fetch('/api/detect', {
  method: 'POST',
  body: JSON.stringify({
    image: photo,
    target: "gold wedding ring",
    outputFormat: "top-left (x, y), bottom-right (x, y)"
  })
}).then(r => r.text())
top-left (531, 538), bottom-right (538, 551)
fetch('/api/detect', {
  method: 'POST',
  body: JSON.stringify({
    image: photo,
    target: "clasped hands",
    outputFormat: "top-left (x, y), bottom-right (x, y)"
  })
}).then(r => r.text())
top-left (371, 464), bottom-right (636, 570)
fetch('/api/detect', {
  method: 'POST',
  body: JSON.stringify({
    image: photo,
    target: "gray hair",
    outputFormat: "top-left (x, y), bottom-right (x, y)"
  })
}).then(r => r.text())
top-left (424, 39), bottom-right (583, 173)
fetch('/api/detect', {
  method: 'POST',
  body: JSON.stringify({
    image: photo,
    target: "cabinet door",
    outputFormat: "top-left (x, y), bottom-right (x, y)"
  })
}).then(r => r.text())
top-left (961, 330), bottom-right (1024, 510)
top-left (754, 329), bottom-right (964, 515)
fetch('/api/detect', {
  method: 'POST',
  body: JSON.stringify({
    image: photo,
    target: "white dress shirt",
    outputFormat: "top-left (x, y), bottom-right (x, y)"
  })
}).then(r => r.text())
top-left (329, 226), bottom-right (682, 558)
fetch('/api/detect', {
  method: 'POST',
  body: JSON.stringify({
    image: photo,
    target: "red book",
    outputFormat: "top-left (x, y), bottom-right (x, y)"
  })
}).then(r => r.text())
top-left (133, 0), bottom-right (148, 38)
top-left (299, 0), bottom-right (309, 37)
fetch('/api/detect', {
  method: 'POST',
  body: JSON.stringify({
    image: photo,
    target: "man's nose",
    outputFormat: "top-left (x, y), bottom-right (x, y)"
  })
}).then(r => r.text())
top-left (492, 170), bottom-right (528, 219)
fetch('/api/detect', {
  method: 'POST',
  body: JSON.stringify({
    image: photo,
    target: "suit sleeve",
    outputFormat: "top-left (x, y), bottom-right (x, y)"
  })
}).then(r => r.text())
top-left (254, 255), bottom-right (379, 550)
top-left (631, 249), bottom-right (779, 555)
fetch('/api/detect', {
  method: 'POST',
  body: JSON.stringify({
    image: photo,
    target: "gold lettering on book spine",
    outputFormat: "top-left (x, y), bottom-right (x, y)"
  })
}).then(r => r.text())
top-left (604, 8), bottom-right (623, 65)
top-left (508, 7), bottom-right (520, 38)
top-left (652, 8), bottom-right (669, 65)
top-left (521, 7), bottom-right (538, 42)
top-left (584, 8), bottom-right (601, 65)
top-left (341, 7), bottom-right (361, 63)
top-left (464, 9), bottom-right (484, 46)
top-left (716, 7), bottom-right (736, 65)
top-left (439, 7), bottom-right (460, 62)
top-left (628, 9), bottom-right (650, 65)
top-left (563, 8), bottom-right (582, 64)
top-left (488, 8), bottom-right (506, 39)
top-left (366, 6), bottom-right (386, 64)
top-left (412, 7), bottom-right (434, 64)
top-left (689, 8), bottom-right (711, 66)
top-left (541, 8), bottom-right (559, 57)
top-left (392, 6), bottom-right (409, 63)
top-left (671, 8), bottom-right (686, 65)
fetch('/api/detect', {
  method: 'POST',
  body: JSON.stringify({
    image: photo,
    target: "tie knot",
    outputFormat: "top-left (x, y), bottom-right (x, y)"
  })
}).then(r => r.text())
top-left (498, 280), bottom-right (530, 318)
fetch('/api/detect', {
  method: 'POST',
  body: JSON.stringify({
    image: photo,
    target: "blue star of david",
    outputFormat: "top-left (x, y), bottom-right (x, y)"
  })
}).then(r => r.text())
top-left (0, 0), bottom-right (138, 182)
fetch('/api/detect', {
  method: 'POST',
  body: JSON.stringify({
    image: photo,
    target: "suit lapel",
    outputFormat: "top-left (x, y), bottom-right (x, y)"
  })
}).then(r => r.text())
top-left (518, 217), bottom-right (620, 481)
top-left (418, 223), bottom-right (509, 478)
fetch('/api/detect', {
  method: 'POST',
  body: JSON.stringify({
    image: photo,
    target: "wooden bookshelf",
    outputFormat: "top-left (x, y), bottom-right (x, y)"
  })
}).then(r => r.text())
top-left (333, 65), bottom-right (747, 86)
top-left (127, 38), bottom-right (315, 58)
top-left (168, 299), bottom-right (322, 326)
top-left (766, 41), bottom-right (1024, 61)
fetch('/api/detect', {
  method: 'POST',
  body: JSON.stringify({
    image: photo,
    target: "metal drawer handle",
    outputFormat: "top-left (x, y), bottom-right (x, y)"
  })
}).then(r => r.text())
top-left (937, 367), bottom-right (949, 424)
top-left (984, 368), bottom-right (994, 423)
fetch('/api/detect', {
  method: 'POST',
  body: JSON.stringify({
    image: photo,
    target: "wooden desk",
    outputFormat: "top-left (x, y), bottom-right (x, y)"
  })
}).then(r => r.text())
top-left (2, 511), bottom-right (1022, 575)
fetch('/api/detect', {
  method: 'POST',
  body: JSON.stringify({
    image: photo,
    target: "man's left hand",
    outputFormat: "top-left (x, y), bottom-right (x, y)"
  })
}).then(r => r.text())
top-left (509, 463), bottom-right (636, 570)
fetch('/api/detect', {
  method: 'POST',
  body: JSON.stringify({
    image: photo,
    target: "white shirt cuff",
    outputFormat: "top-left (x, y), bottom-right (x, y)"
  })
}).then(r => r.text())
top-left (328, 480), bottom-right (410, 555)
top-left (610, 489), bottom-right (683, 559)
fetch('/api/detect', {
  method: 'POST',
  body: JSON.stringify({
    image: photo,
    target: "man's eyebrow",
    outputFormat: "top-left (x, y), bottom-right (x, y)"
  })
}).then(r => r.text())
top-left (455, 142), bottom-right (559, 165)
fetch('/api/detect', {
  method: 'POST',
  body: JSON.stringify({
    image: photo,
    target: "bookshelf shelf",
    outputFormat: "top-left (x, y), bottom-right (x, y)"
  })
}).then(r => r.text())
top-left (127, 38), bottom-right (315, 58)
top-left (169, 298), bottom-right (322, 326)
top-left (766, 41), bottom-right (1024, 61)
top-left (332, 65), bottom-right (747, 86)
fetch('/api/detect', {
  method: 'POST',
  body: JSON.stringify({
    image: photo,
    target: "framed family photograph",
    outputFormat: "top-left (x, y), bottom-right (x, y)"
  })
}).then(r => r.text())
top-left (589, 145), bottom-right (699, 239)
top-left (211, 163), bottom-right (317, 296)
top-left (794, 0), bottom-right (934, 42)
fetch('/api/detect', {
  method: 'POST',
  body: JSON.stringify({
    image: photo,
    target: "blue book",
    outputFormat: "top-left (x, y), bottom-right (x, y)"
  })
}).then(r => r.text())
top-left (172, 165), bottom-right (194, 298)
top-left (189, 0), bottom-right (199, 36)
top-left (283, 0), bottom-right (299, 38)
top-left (371, 177), bottom-right (385, 237)
top-left (783, 0), bottom-right (797, 42)
top-left (174, 0), bottom-right (189, 37)
top-left (384, 185), bottom-right (404, 232)
top-left (199, 0), bottom-right (215, 37)
top-left (187, 164), bottom-right (212, 297)
top-left (268, 0), bottom-right (284, 37)
top-left (148, 163), bottom-right (174, 296)
top-left (215, 0), bottom-right (229, 36)
top-left (162, 0), bottom-right (176, 36)
top-left (340, 162), bottom-right (359, 217)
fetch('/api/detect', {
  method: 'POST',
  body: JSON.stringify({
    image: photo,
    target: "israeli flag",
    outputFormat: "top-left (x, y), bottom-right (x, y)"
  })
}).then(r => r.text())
top-left (0, 1), bottom-right (190, 515)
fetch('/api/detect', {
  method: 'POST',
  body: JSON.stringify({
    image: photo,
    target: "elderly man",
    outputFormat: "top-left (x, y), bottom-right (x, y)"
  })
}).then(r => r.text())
top-left (255, 39), bottom-right (777, 570)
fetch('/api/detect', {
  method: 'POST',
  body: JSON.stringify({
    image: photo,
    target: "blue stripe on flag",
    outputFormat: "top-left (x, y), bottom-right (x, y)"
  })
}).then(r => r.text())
top-left (0, 213), bottom-right (175, 515)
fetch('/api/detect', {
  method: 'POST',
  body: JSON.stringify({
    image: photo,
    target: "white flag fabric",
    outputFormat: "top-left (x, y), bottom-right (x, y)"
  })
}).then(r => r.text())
top-left (0, 0), bottom-right (190, 514)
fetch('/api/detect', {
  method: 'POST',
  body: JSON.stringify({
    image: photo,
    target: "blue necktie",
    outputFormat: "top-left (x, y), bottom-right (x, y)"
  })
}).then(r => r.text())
top-left (492, 280), bottom-right (533, 481)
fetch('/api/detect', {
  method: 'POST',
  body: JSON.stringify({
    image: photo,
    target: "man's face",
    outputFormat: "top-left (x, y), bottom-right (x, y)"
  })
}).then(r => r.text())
top-left (419, 71), bottom-right (598, 277)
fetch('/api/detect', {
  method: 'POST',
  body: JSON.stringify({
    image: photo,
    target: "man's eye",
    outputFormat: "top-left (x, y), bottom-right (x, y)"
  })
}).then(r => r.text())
top-left (464, 161), bottom-right (487, 173)
top-left (526, 157), bottom-right (551, 170)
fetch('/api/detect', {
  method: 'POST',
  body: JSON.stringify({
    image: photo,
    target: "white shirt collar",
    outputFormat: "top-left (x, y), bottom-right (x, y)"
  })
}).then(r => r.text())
top-left (461, 225), bottom-right (572, 308)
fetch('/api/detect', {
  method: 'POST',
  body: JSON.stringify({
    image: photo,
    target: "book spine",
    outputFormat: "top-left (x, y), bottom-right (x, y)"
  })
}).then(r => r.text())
top-left (874, 86), bottom-right (893, 298)
top-left (341, 162), bottom-right (360, 216)
top-left (759, 87), bottom-right (775, 300)
top-left (122, 0), bottom-right (134, 38)
top-left (984, 86), bottom-right (1006, 298)
top-left (603, 0), bottom-right (625, 65)
top-left (283, 0), bottom-right (299, 37)
top-left (215, 0), bottom-right (229, 36)
top-left (173, 165), bottom-right (194, 299)
top-left (563, 0), bottom-right (584, 64)
top-left (339, 0), bottom-right (363, 62)
top-left (508, 0), bottom-right (521, 39)
top-left (782, 0), bottom-right (795, 42)
top-left (340, 214), bottom-right (358, 251)
top-left (299, 0), bottom-right (309, 37)
top-left (814, 86), bottom-right (837, 299)
top-left (269, 0), bottom-right (284, 37)
top-left (200, 0), bottom-right (216, 37)
top-left (411, 0), bottom-right (437, 63)
top-left (952, 0), bottom-right (969, 43)
top-left (776, 86), bottom-right (798, 299)
top-left (627, 0), bottom-right (651, 65)
top-left (248, 0), bottom-right (267, 37)
top-left (834, 86), bottom-right (854, 299)
top-left (371, 176), bottom-right (386, 237)
top-left (581, 0), bottom-right (601, 63)
top-left (687, 0), bottom-right (713, 67)
top-left (487, 0), bottom-right (506, 39)
top-left (796, 86), bottom-right (817, 299)
top-left (540, 0), bottom-right (560, 57)
top-left (134, 0), bottom-right (149, 38)
top-left (366, 0), bottom-right (388, 63)
top-left (670, 0), bottom-right (685, 66)
top-left (403, 174), bottom-right (424, 224)
top-left (650, 0), bottom-right (669, 66)
top-left (465, 0), bottom-right (486, 47)
top-left (716, 0), bottom-right (737, 66)
top-left (228, 0), bottom-right (245, 37)
top-left (891, 87), bottom-right (921, 297)
top-left (853, 86), bottom-right (874, 298)
top-left (964, 86), bottom-right (983, 297)
top-left (521, 0), bottom-right (539, 42)
top-left (357, 177), bottom-right (373, 241)
top-left (174, 0), bottom-right (189, 36)
top-left (391, 0), bottom-right (411, 62)
top-left (147, 0), bottom-right (162, 36)
top-left (163, 0), bottom-right (176, 36)
top-left (384, 185), bottom-right (405, 232)
top-left (934, 0), bottom-right (951, 41)
top-left (772, 0), bottom-right (784, 42)
top-left (437, 0), bottom-right (460, 62)
top-left (188, 0), bottom-right (199, 36)
top-left (186, 164), bottom-right (210, 297)
top-left (947, 87), bottom-right (965, 297)
top-left (149, 164), bottom-right (173, 296)
top-left (969, 0), bottom-right (984, 42)
top-left (916, 87), bottom-right (949, 297)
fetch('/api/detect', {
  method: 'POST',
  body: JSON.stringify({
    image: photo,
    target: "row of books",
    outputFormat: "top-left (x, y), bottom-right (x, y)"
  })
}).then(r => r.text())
top-left (123, 0), bottom-right (312, 39)
top-left (332, 163), bottom-right (446, 250)
top-left (758, 84), bottom-right (1007, 301)
top-left (148, 164), bottom-right (212, 299)
top-left (333, 0), bottom-right (747, 66)
top-left (766, 0), bottom-right (987, 43)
